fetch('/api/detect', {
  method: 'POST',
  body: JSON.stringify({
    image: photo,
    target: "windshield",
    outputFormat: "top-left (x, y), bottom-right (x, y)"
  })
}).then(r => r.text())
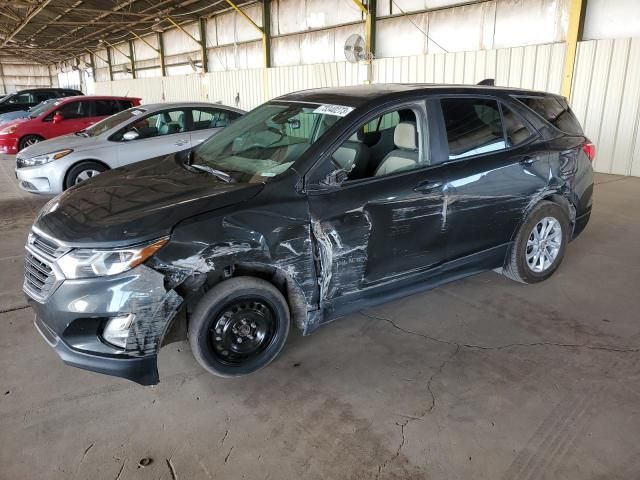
top-left (0, 95), bottom-right (9, 104)
top-left (84, 107), bottom-right (147, 137)
top-left (193, 101), bottom-right (351, 183)
top-left (28, 99), bottom-right (60, 118)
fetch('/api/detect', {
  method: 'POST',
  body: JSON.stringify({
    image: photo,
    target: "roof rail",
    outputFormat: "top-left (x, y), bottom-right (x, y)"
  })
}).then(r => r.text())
top-left (477, 78), bottom-right (495, 86)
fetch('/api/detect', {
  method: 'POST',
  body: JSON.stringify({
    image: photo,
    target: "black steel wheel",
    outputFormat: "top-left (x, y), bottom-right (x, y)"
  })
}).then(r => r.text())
top-left (208, 298), bottom-right (277, 365)
top-left (188, 276), bottom-right (290, 377)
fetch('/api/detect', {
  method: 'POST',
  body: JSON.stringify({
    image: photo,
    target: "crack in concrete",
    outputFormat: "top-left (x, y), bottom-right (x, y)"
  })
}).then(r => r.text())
top-left (362, 308), bottom-right (640, 475)
top-left (360, 311), bottom-right (640, 354)
top-left (0, 305), bottom-right (29, 314)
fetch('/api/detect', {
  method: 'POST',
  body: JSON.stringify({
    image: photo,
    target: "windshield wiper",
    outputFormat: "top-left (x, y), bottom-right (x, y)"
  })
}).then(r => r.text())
top-left (190, 163), bottom-right (231, 183)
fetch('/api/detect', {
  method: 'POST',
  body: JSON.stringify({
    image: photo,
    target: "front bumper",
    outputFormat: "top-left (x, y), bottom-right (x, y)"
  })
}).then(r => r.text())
top-left (34, 315), bottom-right (160, 385)
top-left (15, 158), bottom-right (68, 194)
top-left (0, 135), bottom-right (19, 154)
top-left (27, 264), bottom-right (183, 385)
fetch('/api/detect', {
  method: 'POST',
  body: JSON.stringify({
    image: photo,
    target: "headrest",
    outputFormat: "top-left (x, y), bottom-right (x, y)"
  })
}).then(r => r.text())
top-left (394, 121), bottom-right (417, 150)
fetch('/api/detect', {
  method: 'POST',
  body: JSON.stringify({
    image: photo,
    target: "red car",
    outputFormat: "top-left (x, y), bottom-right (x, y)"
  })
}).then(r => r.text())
top-left (0, 95), bottom-right (141, 154)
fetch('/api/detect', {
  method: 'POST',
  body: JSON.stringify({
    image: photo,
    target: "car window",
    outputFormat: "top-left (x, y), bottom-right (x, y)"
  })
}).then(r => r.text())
top-left (515, 96), bottom-right (583, 135)
top-left (123, 109), bottom-right (187, 139)
top-left (86, 108), bottom-right (147, 137)
top-left (34, 92), bottom-right (55, 102)
top-left (193, 101), bottom-right (352, 183)
top-left (329, 108), bottom-right (424, 181)
top-left (502, 104), bottom-right (533, 147)
top-left (441, 98), bottom-right (507, 160)
top-left (191, 108), bottom-right (235, 131)
top-left (51, 100), bottom-right (92, 120)
top-left (10, 93), bottom-right (34, 105)
top-left (94, 100), bottom-right (122, 116)
top-left (118, 100), bottom-right (134, 110)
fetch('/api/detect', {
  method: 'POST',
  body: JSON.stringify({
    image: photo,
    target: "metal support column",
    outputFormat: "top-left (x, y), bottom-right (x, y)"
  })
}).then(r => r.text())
top-left (128, 40), bottom-right (136, 79)
top-left (561, 0), bottom-right (586, 99)
top-left (199, 18), bottom-right (209, 72)
top-left (262, 0), bottom-right (271, 68)
top-left (158, 32), bottom-right (167, 77)
top-left (106, 46), bottom-right (113, 81)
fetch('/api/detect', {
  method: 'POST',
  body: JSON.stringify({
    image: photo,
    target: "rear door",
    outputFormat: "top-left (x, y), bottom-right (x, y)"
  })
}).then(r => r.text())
top-left (436, 96), bottom-right (549, 261)
top-left (114, 107), bottom-right (191, 167)
top-left (189, 107), bottom-right (242, 146)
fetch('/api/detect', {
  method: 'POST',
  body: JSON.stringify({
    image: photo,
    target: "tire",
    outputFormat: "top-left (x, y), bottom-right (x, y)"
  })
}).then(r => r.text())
top-left (188, 276), bottom-right (290, 377)
top-left (502, 200), bottom-right (570, 284)
top-left (18, 135), bottom-right (44, 151)
top-left (64, 161), bottom-right (108, 190)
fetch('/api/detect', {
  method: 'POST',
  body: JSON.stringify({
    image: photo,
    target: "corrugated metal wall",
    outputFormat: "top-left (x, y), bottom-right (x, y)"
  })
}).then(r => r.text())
top-left (571, 38), bottom-right (640, 176)
top-left (95, 38), bottom-right (640, 177)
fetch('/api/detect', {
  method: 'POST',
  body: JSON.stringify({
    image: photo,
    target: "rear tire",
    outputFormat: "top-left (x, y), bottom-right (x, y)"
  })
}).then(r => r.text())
top-left (188, 277), bottom-right (290, 377)
top-left (18, 135), bottom-right (44, 151)
top-left (64, 161), bottom-right (108, 190)
top-left (502, 201), bottom-right (570, 284)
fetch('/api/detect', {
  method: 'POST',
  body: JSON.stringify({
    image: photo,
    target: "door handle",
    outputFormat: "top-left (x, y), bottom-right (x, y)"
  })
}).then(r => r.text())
top-left (413, 180), bottom-right (443, 193)
top-left (520, 155), bottom-right (537, 166)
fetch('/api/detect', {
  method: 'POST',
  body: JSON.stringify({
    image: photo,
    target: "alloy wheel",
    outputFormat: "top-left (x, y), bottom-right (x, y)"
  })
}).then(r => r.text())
top-left (74, 169), bottom-right (101, 184)
top-left (526, 216), bottom-right (562, 273)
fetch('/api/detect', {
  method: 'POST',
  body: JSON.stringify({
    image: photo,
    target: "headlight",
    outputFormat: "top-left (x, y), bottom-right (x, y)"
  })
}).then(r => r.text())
top-left (19, 149), bottom-right (73, 167)
top-left (57, 237), bottom-right (168, 279)
top-left (0, 125), bottom-right (17, 135)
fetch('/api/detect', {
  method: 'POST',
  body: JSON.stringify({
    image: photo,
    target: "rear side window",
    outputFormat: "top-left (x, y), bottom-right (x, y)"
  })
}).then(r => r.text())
top-left (441, 98), bottom-right (506, 160)
top-left (515, 96), bottom-right (583, 135)
top-left (190, 108), bottom-right (234, 131)
top-left (94, 100), bottom-right (121, 116)
top-left (118, 100), bottom-right (134, 110)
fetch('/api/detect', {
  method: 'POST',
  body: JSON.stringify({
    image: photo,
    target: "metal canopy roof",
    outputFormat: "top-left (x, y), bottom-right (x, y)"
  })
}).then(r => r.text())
top-left (0, 0), bottom-right (255, 65)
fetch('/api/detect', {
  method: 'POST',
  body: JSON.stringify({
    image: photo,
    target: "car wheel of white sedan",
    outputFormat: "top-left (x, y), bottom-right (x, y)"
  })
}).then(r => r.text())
top-left (65, 161), bottom-right (108, 190)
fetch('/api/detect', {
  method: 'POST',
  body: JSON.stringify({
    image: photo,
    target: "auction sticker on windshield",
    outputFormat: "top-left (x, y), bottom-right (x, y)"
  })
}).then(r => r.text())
top-left (313, 104), bottom-right (354, 117)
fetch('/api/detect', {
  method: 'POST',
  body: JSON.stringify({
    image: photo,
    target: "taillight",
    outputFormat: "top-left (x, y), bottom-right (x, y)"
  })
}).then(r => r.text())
top-left (582, 142), bottom-right (596, 162)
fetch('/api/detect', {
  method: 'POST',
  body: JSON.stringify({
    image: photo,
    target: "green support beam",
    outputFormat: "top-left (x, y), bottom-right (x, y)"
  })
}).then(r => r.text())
top-left (128, 40), bottom-right (136, 79)
top-left (106, 46), bottom-right (113, 81)
top-left (199, 18), bottom-right (209, 72)
top-left (158, 32), bottom-right (167, 77)
top-left (262, 0), bottom-right (271, 68)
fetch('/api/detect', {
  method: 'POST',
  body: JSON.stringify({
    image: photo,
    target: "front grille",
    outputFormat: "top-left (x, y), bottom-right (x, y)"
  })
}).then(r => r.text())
top-left (24, 252), bottom-right (55, 298)
top-left (23, 231), bottom-right (68, 301)
top-left (31, 233), bottom-right (67, 258)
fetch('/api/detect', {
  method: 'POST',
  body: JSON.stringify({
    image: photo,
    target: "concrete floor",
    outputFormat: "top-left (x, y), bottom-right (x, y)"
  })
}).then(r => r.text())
top-left (1, 154), bottom-right (639, 480)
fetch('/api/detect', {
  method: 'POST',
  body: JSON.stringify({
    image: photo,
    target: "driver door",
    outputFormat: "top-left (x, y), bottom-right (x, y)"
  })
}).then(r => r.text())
top-left (306, 101), bottom-right (449, 306)
top-left (115, 108), bottom-right (191, 167)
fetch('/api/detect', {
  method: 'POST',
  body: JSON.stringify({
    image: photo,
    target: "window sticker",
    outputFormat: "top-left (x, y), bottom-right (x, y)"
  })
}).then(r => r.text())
top-left (313, 104), bottom-right (354, 117)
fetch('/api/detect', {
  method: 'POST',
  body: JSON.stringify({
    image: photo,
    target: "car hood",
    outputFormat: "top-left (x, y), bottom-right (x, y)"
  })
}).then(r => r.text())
top-left (34, 154), bottom-right (264, 246)
top-left (18, 133), bottom-right (99, 158)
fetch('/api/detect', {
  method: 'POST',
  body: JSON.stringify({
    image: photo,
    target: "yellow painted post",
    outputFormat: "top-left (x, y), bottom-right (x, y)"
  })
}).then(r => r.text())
top-left (561, 0), bottom-right (586, 99)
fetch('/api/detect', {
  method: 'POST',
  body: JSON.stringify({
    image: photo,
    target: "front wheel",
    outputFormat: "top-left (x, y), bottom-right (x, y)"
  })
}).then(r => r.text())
top-left (188, 277), bottom-right (290, 377)
top-left (502, 201), bottom-right (570, 284)
top-left (19, 135), bottom-right (44, 151)
top-left (64, 161), bottom-right (108, 190)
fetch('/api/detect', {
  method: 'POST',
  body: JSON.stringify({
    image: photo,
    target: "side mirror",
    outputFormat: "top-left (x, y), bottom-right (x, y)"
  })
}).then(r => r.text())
top-left (320, 168), bottom-right (347, 189)
top-left (123, 130), bottom-right (139, 141)
top-left (53, 113), bottom-right (64, 124)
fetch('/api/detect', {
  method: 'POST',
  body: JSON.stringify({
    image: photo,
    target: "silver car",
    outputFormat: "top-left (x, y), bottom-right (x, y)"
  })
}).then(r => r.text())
top-left (15, 101), bottom-right (244, 194)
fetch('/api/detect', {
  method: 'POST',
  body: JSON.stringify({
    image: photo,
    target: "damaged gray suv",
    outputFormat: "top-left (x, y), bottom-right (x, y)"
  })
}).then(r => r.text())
top-left (26, 84), bottom-right (594, 385)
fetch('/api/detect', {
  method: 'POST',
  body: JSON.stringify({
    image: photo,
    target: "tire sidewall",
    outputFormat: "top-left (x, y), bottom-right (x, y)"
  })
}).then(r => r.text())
top-left (515, 202), bottom-right (570, 283)
top-left (189, 278), bottom-right (290, 377)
